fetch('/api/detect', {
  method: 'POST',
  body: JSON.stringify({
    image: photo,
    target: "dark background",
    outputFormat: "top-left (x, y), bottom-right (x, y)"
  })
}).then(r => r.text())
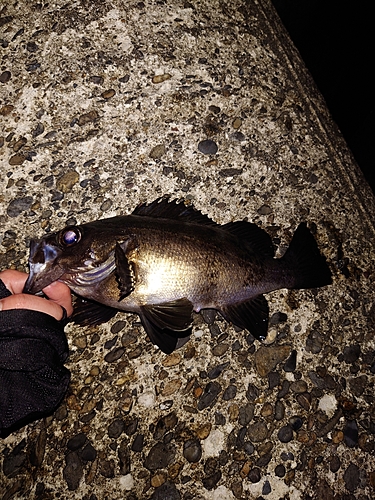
top-left (271, 0), bottom-right (374, 192)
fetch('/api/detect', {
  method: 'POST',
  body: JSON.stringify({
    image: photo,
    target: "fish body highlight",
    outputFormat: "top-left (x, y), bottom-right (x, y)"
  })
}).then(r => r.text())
top-left (24, 198), bottom-right (332, 353)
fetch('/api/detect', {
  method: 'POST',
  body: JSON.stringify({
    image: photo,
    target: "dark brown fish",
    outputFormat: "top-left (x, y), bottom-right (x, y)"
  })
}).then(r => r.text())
top-left (24, 198), bottom-right (332, 353)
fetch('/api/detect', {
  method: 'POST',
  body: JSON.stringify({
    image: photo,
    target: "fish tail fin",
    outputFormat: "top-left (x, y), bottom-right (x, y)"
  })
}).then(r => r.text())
top-left (280, 223), bottom-right (332, 289)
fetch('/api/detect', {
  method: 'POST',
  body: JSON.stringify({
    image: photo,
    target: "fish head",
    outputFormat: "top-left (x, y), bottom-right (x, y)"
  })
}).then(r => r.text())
top-left (23, 223), bottom-right (116, 294)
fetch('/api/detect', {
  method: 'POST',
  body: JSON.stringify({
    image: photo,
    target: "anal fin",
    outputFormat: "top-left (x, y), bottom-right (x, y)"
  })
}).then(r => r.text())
top-left (221, 295), bottom-right (269, 341)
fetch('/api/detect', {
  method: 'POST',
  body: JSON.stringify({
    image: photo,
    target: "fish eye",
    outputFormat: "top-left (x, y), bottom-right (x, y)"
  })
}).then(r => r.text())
top-left (61, 227), bottom-right (81, 247)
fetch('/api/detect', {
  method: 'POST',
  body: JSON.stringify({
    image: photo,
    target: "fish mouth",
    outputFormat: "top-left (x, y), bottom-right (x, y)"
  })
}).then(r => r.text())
top-left (23, 239), bottom-right (64, 294)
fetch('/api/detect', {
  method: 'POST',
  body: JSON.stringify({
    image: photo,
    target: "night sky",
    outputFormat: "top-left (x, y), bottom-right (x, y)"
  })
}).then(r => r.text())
top-left (272, 0), bottom-right (374, 193)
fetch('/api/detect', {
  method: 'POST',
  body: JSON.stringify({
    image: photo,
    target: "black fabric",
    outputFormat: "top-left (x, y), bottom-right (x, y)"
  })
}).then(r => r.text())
top-left (0, 279), bottom-right (70, 437)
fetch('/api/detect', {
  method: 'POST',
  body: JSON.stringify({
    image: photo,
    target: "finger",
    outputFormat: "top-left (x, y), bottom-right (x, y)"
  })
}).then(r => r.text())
top-left (0, 270), bottom-right (28, 295)
top-left (0, 293), bottom-right (68, 321)
top-left (42, 281), bottom-right (73, 317)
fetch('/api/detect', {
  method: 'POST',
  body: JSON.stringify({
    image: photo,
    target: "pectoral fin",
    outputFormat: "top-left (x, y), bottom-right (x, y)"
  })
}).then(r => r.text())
top-left (115, 240), bottom-right (137, 301)
top-left (140, 298), bottom-right (193, 354)
top-left (221, 295), bottom-right (269, 341)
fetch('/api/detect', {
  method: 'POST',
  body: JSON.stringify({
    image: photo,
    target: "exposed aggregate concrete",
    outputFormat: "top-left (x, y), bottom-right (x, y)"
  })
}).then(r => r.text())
top-left (1, 0), bottom-right (375, 499)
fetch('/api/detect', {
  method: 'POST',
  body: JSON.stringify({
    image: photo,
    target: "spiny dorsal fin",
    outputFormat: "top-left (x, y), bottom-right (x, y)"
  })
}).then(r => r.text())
top-left (133, 197), bottom-right (217, 226)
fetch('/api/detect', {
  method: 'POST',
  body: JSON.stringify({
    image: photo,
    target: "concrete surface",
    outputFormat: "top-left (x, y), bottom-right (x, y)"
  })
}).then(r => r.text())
top-left (1, 0), bottom-right (375, 498)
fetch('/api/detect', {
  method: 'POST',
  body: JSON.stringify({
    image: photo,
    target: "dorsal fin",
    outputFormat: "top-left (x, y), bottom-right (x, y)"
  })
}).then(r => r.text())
top-left (222, 221), bottom-right (275, 257)
top-left (133, 197), bottom-right (217, 226)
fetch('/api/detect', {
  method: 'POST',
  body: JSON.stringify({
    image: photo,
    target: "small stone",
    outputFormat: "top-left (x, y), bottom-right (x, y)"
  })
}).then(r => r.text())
top-left (152, 74), bottom-right (171, 84)
top-left (331, 430), bottom-right (344, 444)
top-left (248, 467), bottom-right (261, 483)
top-left (108, 419), bottom-right (125, 439)
top-left (162, 352), bottom-right (182, 367)
top-left (56, 170), bottom-right (79, 193)
top-left (344, 463), bottom-right (360, 492)
top-left (275, 401), bottom-right (285, 421)
top-left (290, 380), bottom-right (307, 393)
top-left (32, 122), bottom-right (44, 137)
top-left (100, 199), bottom-right (112, 211)
top-left (9, 154), bottom-right (26, 165)
top-left (289, 416), bottom-right (303, 431)
top-left (283, 349), bottom-right (297, 372)
top-left (183, 439), bottom-right (202, 463)
top-left (275, 464), bottom-right (286, 477)
top-left (73, 335), bottom-right (87, 349)
top-left (348, 375), bottom-right (367, 396)
top-left (202, 471), bottom-right (222, 490)
top-left (80, 443), bottom-right (97, 462)
top-left (208, 362), bottom-right (229, 379)
top-left (197, 381), bottom-right (221, 410)
top-left (268, 371), bottom-right (280, 390)
top-left (67, 433), bottom-right (87, 451)
top-left (306, 330), bottom-right (323, 353)
top-left (154, 413), bottom-right (178, 440)
top-left (0, 105), bottom-right (14, 115)
top-left (278, 425), bottom-right (294, 443)
top-left (100, 459), bottom-right (115, 478)
top-left (343, 419), bottom-right (358, 448)
top-left (78, 110), bottom-right (99, 126)
top-left (150, 144), bottom-right (166, 159)
top-left (198, 139), bottom-right (218, 155)
top-left (121, 333), bottom-right (137, 347)
top-left (104, 347), bottom-right (125, 363)
top-left (2, 440), bottom-right (27, 477)
top-left (7, 196), bottom-right (33, 217)
top-left (195, 422), bottom-right (211, 439)
top-left (342, 344), bottom-right (361, 363)
top-left (247, 421), bottom-right (268, 442)
top-left (329, 455), bottom-right (341, 473)
top-left (30, 429), bottom-right (47, 467)
top-left (232, 117), bottom-right (242, 129)
top-left (118, 441), bottom-right (130, 474)
top-left (270, 312), bottom-right (288, 325)
top-left (63, 452), bottom-right (83, 491)
top-left (151, 471), bottom-right (167, 488)
top-left (231, 131), bottom-right (246, 142)
top-left (254, 345), bottom-right (291, 377)
top-left (212, 343), bottom-right (229, 357)
top-left (89, 75), bottom-right (104, 85)
top-left (150, 482), bottom-right (181, 500)
top-left (222, 384), bottom-right (237, 401)
top-left (101, 89), bottom-right (116, 99)
top-left (261, 402), bottom-right (273, 418)
top-left (161, 379), bottom-right (182, 397)
top-left (0, 70), bottom-right (11, 83)
top-left (131, 434), bottom-right (144, 452)
top-left (238, 403), bottom-right (254, 426)
top-left (231, 480), bottom-right (243, 498)
top-left (219, 167), bottom-right (243, 177)
top-left (262, 479), bottom-right (271, 495)
top-left (144, 442), bottom-right (176, 470)
top-left (111, 321), bottom-right (127, 334)
top-left (257, 204), bottom-right (272, 215)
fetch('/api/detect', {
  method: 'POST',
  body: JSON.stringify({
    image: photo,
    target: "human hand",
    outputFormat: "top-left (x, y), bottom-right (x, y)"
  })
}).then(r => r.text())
top-left (0, 270), bottom-right (73, 321)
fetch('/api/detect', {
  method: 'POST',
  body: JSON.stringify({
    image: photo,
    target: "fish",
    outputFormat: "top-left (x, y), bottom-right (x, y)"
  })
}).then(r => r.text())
top-left (23, 197), bottom-right (332, 354)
